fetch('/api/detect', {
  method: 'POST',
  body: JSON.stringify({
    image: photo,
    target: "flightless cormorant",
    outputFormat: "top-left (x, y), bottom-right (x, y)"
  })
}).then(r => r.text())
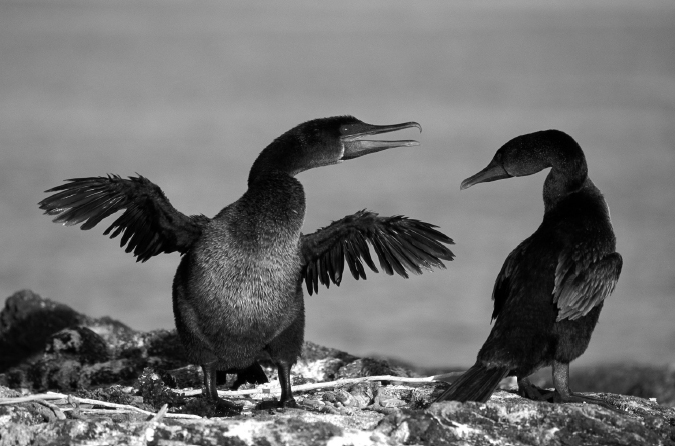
top-left (435, 130), bottom-right (621, 409)
top-left (39, 116), bottom-right (454, 413)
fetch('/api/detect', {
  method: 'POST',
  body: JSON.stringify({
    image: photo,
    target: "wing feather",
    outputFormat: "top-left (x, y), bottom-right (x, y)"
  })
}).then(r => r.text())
top-left (354, 232), bottom-right (378, 272)
top-left (299, 210), bottom-right (454, 295)
top-left (384, 232), bottom-right (424, 275)
top-left (319, 257), bottom-right (330, 289)
top-left (332, 242), bottom-right (345, 285)
top-left (553, 250), bottom-right (622, 321)
top-left (343, 240), bottom-right (367, 280)
top-left (39, 175), bottom-right (207, 262)
top-left (370, 233), bottom-right (397, 276)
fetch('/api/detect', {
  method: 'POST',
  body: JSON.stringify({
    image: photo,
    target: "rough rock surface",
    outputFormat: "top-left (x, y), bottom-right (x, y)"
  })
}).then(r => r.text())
top-left (1, 290), bottom-right (674, 445)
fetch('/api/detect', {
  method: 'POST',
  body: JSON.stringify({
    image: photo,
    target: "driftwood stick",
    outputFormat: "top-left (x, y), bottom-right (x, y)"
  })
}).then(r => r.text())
top-left (0, 392), bottom-right (70, 404)
top-left (174, 373), bottom-right (462, 398)
top-left (0, 392), bottom-right (201, 419)
top-left (150, 404), bottom-right (169, 423)
top-left (0, 373), bottom-right (462, 417)
top-left (143, 404), bottom-right (170, 442)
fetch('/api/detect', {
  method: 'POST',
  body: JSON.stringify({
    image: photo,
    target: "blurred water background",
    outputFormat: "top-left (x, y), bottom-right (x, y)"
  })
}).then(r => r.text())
top-left (1, 0), bottom-right (673, 369)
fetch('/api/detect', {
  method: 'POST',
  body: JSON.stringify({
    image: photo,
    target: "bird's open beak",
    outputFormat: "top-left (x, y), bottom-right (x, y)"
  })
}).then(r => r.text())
top-left (460, 159), bottom-right (512, 190)
top-left (340, 121), bottom-right (421, 160)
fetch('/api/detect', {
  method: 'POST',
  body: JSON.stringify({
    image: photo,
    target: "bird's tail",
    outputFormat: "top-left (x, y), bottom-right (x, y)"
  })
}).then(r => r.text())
top-left (434, 363), bottom-right (509, 403)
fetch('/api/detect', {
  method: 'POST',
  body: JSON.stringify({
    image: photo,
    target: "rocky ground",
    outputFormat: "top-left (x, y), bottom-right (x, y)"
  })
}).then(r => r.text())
top-left (0, 289), bottom-right (674, 445)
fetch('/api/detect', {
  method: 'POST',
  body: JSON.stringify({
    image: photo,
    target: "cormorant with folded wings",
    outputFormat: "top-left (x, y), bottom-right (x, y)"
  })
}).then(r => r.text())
top-left (434, 130), bottom-right (621, 410)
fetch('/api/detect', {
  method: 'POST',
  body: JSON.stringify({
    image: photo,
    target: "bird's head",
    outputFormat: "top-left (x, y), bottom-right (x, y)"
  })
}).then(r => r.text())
top-left (460, 129), bottom-right (586, 190)
top-left (249, 116), bottom-right (421, 183)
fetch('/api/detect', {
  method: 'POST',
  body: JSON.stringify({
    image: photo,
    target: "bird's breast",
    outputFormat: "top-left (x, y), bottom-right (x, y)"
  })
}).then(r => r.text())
top-left (180, 220), bottom-right (303, 336)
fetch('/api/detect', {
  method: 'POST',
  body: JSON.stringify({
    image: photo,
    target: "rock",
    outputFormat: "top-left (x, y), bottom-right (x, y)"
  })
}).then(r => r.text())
top-left (291, 341), bottom-right (358, 383)
top-left (418, 393), bottom-right (675, 446)
top-left (0, 291), bottom-right (190, 392)
top-left (567, 364), bottom-right (675, 407)
top-left (0, 290), bottom-right (674, 445)
top-left (0, 290), bottom-right (87, 371)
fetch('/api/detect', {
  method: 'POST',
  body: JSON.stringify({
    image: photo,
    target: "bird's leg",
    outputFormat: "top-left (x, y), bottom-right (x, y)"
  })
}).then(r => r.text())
top-left (256, 359), bottom-right (298, 410)
top-left (201, 363), bottom-right (242, 415)
top-left (202, 363), bottom-right (219, 400)
top-left (517, 376), bottom-right (555, 401)
top-left (551, 361), bottom-right (619, 412)
top-left (257, 311), bottom-right (303, 410)
top-left (276, 359), bottom-right (298, 408)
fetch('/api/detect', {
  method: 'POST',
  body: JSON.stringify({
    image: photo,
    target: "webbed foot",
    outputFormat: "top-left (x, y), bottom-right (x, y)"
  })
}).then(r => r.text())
top-left (212, 397), bottom-right (243, 417)
top-left (517, 377), bottom-right (555, 401)
top-left (255, 397), bottom-right (298, 411)
top-left (551, 361), bottom-right (623, 413)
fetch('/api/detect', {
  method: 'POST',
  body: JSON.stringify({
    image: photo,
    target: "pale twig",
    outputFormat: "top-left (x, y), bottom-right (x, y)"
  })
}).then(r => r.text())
top-left (0, 392), bottom-right (201, 419)
top-left (0, 373), bottom-right (461, 418)
top-left (432, 372), bottom-right (463, 382)
top-left (174, 373), bottom-right (462, 397)
top-left (150, 404), bottom-right (169, 423)
top-left (144, 404), bottom-right (169, 442)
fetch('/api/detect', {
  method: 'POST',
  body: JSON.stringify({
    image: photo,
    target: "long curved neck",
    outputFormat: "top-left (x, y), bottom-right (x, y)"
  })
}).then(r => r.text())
top-left (248, 133), bottom-right (303, 185)
top-left (223, 172), bottom-right (306, 247)
top-left (542, 142), bottom-right (588, 212)
top-left (247, 172), bottom-right (306, 220)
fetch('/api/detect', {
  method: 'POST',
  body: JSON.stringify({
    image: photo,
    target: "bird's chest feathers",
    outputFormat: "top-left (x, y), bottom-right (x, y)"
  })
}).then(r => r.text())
top-left (193, 180), bottom-right (306, 316)
top-left (197, 226), bottom-right (301, 305)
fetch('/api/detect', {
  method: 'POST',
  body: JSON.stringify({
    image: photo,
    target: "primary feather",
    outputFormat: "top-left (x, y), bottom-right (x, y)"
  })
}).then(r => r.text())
top-left (300, 210), bottom-right (454, 295)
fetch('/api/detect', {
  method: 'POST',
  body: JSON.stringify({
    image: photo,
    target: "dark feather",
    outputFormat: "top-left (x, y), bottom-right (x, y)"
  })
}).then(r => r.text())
top-left (326, 247), bottom-right (337, 285)
top-left (434, 363), bottom-right (509, 403)
top-left (491, 242), bottom-right (527, 321)
top-left (300, 210), bottom-right (454, 295)
top-left (553, 251), bottom-right (623, 321)
top-left (332, 242), bottom-right (344, 285)
top-left (370, 233), bottom-right (396, 276)
top-left (354, 233), bottom-right (378, 272)
top-left (39, 175), bottom-right (207, 262)
top-left (394, 234), bottom-right (443, 269)
top-left (343, 241), bottom-right (366, 280)
top-left (397, 227), bottom-right (453, 260)
top-left (381, 231), bottom-right (424, 275)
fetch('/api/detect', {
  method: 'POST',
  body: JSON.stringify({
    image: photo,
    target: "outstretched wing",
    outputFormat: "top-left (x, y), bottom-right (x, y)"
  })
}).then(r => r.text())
top-left (38, 175), bottom-right (208, 262)
top-left (553, 249), bottom-right (623, 321)
top-left (299, 210), bottom-right (454, 295)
